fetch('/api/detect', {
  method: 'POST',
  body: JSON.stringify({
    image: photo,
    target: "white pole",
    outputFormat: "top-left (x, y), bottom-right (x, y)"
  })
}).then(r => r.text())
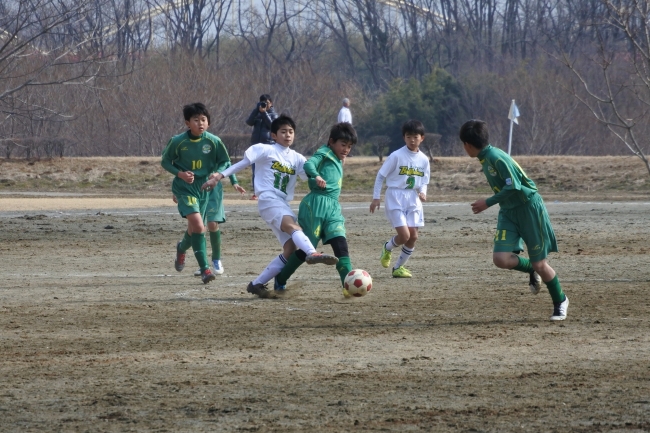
top-left (507, 99), bottom-right (516, 155)
top-left (507, 117), bottom-right (514, 155)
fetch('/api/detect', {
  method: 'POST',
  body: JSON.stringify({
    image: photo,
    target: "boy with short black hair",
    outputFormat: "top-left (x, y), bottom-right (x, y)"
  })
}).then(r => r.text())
top-left (370, 120), bottom-right (431, 278)
top-left (459, 119), bottom-right (569, 321)
top-left (161, 102), bottom-right (232, 284)
top-left (274, 122), bottom-right (358, 296)
top-left (203, 114), bottom-right (338, 297)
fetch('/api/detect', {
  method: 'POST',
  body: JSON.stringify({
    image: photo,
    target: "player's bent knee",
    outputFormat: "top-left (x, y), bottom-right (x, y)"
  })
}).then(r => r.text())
top-left (492, 254), bottom-right (512, 269)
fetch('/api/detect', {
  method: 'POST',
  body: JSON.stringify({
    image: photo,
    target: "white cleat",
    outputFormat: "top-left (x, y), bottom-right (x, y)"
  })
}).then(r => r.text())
top-left (550, 296), bottom-right (569, 321)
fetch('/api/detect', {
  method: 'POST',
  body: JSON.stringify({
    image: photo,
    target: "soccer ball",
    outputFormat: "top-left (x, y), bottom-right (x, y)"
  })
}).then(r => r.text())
top-left (343, 269), bottom-right (372, 297)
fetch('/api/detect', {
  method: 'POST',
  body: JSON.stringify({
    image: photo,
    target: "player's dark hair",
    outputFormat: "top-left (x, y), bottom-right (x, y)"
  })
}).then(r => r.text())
top-left (402, 119), bottom-right (425, 136)
top-left (459, 119), bottom-right (489, 149)
top-left (329, 122), bottom-right (358, 145)
top-left (182, 102), bottom-right (211, 125)
top-left (271, 114), bottom-right (296, 133)
top-left (260, 94), bottom-right (272, 103)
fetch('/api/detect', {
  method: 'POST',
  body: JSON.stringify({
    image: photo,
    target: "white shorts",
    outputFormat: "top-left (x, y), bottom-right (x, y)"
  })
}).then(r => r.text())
top-left (257, 191), bottom-right (296, 246)
top-left (384, 188), bottom-right (424, 228)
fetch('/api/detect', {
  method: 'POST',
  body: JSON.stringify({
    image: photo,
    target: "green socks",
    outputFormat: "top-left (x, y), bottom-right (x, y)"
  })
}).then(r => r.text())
top-left (545, 275), bottom-right (565, 304)
top-left (513, 256), bottom-right (533, 273)
top-left (210, 230), bottom-right (222, 260)
top-left (336, 256), bottom-right (353, 286)
top-left (178, 231), bottom-right (192, 252)
top-left (191, 232), bottom-right (209, 271)
top-left (276, 252), bottom-right (305, 286)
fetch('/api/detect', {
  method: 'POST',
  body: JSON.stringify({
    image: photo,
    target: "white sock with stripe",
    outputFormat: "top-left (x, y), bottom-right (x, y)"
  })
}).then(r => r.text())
top-left (393, 245), bottom-right (414, 269)
top-left (385, 236), bottom-right (400, 251)
top-left (253, 254), bottom-right (287, 285)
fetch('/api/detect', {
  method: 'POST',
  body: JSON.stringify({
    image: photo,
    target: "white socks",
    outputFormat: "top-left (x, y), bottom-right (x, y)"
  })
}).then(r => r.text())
top-left (291, 230), bottom-right (316, 255)
top-left (385, 236), bottom-right (399, 251)
top-left (393, 245), bottom-right (414, 269)
top-left (253, 254), bottom-right (287, 285)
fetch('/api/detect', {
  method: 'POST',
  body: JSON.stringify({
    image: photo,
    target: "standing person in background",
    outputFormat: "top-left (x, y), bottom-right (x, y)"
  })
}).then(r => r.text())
top-left (246, 94), bottom-right (278, 200)
top-left (337, 98), bottom-right (352, 124)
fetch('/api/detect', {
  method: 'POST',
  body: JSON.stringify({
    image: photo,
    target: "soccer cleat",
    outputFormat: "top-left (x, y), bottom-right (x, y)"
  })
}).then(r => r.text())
top-left (193, 269), bottom-right (202, 277)
top-left (529, 271), bottom-right (542, 295)
top-left (201, 268), bottom-right (216, 284)
top-left (247, 281), bottom-right (270, 297)
top-left (550, 296), bottom-right (569, 321)
top-left (305, 252), bottom-right (339, 265)
top-left (274, 276), bottom-right (286, 291)
top-left (392, 266), bottom-right (412, 278)
top-left (380, 243), bottom-right (392, 268)
top-left (213, 259), bottom-right (224, 275)
top-left (174, 241), bottom-right (186, 272)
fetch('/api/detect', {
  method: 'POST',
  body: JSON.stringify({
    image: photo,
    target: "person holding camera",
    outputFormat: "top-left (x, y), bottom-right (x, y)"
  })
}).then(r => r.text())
top-left (246, 94), bottom-right (278, 200)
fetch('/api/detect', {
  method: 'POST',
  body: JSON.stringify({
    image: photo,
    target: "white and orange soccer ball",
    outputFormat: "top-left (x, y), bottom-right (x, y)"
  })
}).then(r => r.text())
top-left (343, 269), bottom-right (372, 297)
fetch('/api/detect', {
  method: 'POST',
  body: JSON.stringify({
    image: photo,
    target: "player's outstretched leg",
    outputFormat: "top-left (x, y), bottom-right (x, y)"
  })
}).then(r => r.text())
top-left (275, 250), bottom-right (307, 291)
top-left (289, 229), bottom-right (338, 266)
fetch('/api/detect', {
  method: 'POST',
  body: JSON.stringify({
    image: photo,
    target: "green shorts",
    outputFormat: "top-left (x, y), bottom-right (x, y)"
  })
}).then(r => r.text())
top-left (171, 176), bottom-right (209, 218)
top-left (298, 193), bottom-right (346, 248)
top-left (204, 182), bottom-right (226, 224)
top-left (493, 193), bottom-right (558, 262)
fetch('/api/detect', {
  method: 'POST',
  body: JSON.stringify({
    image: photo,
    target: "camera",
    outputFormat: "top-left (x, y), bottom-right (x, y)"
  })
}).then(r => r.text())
top-left (258, 101), bottom-right (267, 109)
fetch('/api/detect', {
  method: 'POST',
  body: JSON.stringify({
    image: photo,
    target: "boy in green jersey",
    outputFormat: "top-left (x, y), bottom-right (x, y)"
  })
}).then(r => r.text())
top-left (183, 162), bottom-right (246, 277)
top-left (459, 119), bottom-right (569, 321)
top-left (274, 122), bottom-right (358, 296)
top-left (161, 103), bottom-right (232, 284)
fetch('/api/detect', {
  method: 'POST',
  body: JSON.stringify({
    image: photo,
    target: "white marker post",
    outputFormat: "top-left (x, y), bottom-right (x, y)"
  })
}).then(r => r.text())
top-left (507, 100), bottom-right (520, 155)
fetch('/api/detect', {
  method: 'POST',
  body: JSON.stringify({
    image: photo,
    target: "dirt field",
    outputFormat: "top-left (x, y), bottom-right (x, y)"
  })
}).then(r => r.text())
top-left (0, 157), bottom-right (649, 431)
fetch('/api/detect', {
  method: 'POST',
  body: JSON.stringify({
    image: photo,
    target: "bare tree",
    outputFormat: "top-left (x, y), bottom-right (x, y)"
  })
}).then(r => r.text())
top-left (553, 0), bottom-right (650, 174)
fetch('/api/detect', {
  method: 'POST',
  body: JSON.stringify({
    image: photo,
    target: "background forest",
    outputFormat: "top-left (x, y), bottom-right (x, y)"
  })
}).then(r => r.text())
top-left (1, 0), bottom-right (650, 171)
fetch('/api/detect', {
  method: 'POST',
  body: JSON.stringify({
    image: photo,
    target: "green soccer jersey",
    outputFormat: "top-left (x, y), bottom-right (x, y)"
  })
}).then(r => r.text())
top-left (304, 145), bottom-right (342, 199)
top-left (478, 145), bottom-right (538, 209)
top-left (161, 131), bottom-right (231, 178)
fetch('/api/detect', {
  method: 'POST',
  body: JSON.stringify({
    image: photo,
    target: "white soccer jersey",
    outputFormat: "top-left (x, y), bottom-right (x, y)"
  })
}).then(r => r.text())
top-left (221, 143), bottom-right (307, 201)
top-left (374, 146), bottom-right (430, 197)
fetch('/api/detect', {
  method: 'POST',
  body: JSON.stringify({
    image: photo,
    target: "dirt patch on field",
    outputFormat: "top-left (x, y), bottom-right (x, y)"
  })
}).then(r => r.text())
top-left (0, 195), bottom-right (649, 431)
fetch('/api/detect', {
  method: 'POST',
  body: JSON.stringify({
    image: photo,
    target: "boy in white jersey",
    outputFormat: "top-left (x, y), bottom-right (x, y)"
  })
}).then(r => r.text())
top-left (370, 120), bottom-right (431, 278)
top-left (203, 114), bottom-right (338, 297)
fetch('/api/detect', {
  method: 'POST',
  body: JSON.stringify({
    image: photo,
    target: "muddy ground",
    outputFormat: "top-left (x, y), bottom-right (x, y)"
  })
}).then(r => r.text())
top-left (0, 156), bottom-right (649, 431)
top-left (0, 198), bottom-right (649, 432)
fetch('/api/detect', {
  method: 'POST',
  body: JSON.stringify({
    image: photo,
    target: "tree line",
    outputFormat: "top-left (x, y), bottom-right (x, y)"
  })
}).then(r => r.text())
top-left (0, 0), bottom-right (648, 172)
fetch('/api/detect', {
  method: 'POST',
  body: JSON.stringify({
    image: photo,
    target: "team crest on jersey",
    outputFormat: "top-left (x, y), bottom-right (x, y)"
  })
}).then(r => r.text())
top-left (270, 161), bottom-right (296, 175)
top-left (202, 144), bottom-right (212, 154)
top-left (505, 178), bottom-right (512, 186)
top-left (398, 166), bottom-right (425, 177)
top-left (488, 165), bottom-right (497, 176)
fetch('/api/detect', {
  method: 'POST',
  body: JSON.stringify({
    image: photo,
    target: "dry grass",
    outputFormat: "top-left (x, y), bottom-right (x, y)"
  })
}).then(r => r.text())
top-left (0, 155), bottom-right (648, 201)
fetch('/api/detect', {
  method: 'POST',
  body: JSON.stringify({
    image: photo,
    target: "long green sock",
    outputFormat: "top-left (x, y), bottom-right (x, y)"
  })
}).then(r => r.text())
top-left (513, 256), bottom-right (533, 273)
top-left (545, 275), bottom-right (565, 304)
top-left (210, 230), bottom-right (221, 260)
top-left (179, 231), bottom-right (192, 252)
top-left (191, 232), bottom-right (209, 271)
top-left (336, 256), bottom-right (353, 286)
top-left (276, 252), bottom-right (305, 285)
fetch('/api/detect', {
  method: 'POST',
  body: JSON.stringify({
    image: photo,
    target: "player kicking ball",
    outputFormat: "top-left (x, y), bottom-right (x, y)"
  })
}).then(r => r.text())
top-left (459, 119), bottom-right (569, 321)
top-left (370, 120), bottom-right (431, 278)
top-left (202, 114), bottom-right (338, 298)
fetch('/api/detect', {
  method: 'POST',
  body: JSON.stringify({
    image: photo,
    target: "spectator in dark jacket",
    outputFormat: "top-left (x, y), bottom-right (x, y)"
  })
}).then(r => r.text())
top-left (245, 94), bottom-right (279, 199)
top-left (246, 94), bottom-right (278, 144)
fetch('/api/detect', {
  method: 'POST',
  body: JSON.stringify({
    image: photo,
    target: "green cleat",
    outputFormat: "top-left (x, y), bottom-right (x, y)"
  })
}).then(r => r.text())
top-left (380, 243), bottom-right (392, 268)
top-left (392, 266), bottom-right (412, 278)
